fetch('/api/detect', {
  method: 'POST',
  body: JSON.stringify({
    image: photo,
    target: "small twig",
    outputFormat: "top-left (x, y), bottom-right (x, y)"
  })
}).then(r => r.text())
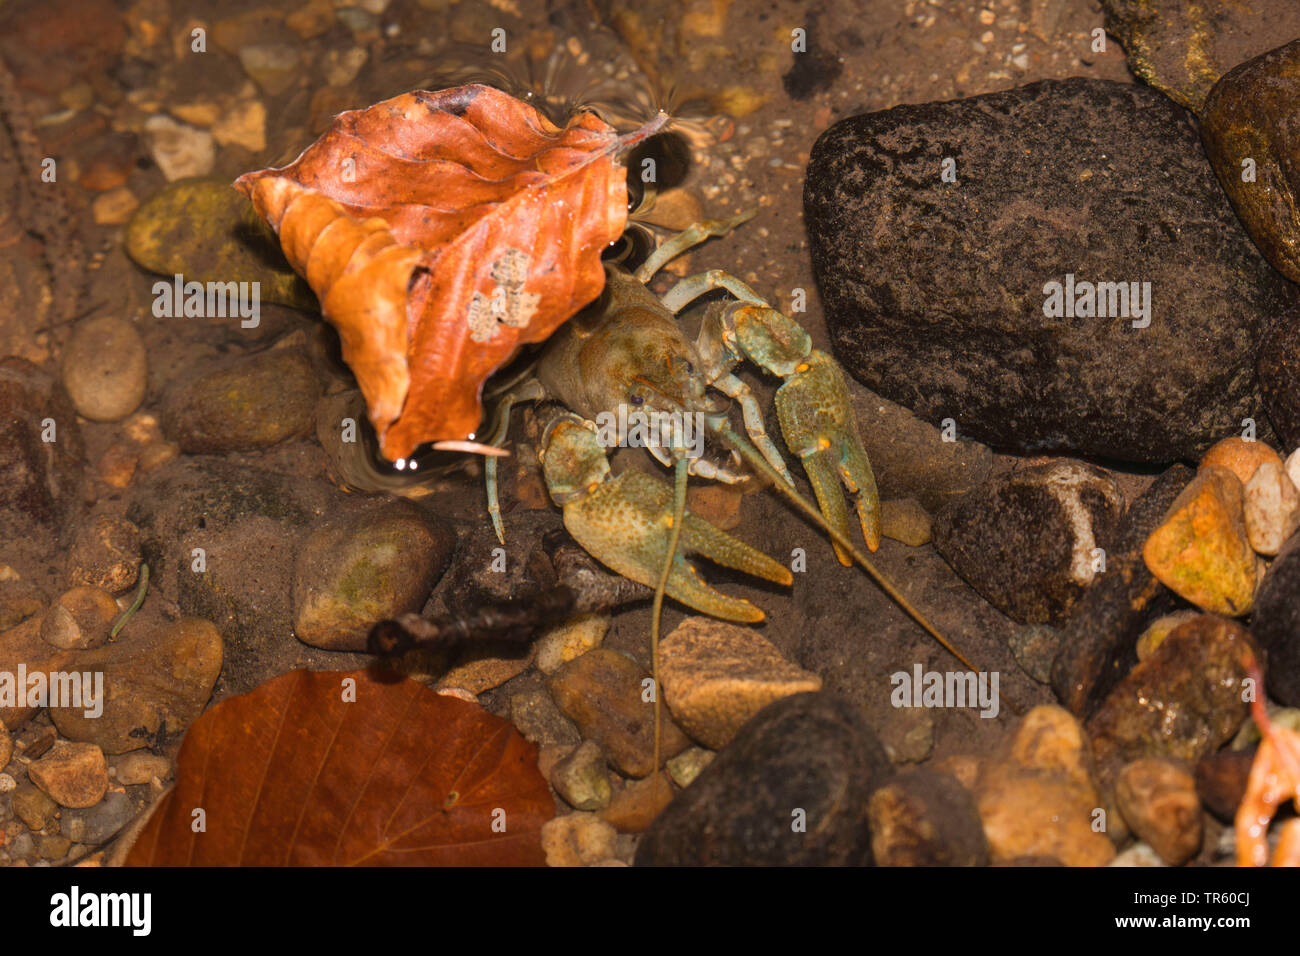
top-left (110, 563), bottom-right (149, 639)
top-left (368, 535), bottom-right (650, 656)
top-left (368, 586), bottom-right (579, 656)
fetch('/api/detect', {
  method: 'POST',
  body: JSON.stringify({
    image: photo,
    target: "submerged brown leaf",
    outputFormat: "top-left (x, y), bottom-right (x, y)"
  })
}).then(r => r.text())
top-left (124, 669), bottom-right (553, 865)
top-left (235, 84), bottom-right (639, 460)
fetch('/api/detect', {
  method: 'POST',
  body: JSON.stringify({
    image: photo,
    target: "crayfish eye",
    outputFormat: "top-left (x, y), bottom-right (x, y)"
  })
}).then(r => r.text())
top-left (630, 393), bottom-right (644, 406)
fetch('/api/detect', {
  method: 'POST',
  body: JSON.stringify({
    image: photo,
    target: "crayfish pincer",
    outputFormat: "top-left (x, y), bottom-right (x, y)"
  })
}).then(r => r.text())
top-left (539, 412), bottom-right (793, 623)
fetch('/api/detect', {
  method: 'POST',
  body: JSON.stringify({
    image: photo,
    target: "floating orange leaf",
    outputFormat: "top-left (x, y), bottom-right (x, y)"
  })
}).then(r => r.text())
top-left (124, 669), bottom-right (553, 866)
top-left (235, 84), bottom-right (645, 460)
top-left (1236, 656), bottom-right (1300, 866)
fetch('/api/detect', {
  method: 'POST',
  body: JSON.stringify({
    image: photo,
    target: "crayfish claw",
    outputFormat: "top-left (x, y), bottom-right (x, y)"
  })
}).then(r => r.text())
top-left (774, 351), bottom-right (882, 560)
top-left (539, 416), bottom-right (787, 622)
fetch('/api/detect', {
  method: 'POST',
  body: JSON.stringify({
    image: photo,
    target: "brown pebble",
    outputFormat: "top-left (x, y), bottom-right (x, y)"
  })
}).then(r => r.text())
top-left (598, 772), bottom-right (673, 833)
top-left (547, 649), bottom-right (690, 777)
top-left (28, 741), bottom-right (108, 808)
top-left (1115, 757), bottom-right (1203, 866)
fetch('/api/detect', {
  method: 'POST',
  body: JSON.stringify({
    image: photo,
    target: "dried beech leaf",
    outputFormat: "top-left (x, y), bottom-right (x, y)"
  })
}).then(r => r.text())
top-left (124, 669), bottom-right (553, 866)
top-left (235, 84), bottom-right (638, 460)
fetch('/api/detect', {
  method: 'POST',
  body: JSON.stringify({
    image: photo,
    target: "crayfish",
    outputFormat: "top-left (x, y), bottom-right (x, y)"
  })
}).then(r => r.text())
top-left (443, 211), bottom-right (978, 774)
top-left (349, 206), bottom-right (982, 780)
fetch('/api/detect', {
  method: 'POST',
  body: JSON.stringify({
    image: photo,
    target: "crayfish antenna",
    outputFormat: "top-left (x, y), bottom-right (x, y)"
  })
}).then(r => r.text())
top-left (651, 456), bottom-right (690, 790)
top-left (709, 420), bottom-right (983, 675)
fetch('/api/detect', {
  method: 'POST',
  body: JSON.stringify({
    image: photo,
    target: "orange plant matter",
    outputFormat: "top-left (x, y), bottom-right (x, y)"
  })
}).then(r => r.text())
top-left (235, 84), bottom-right (653, 461)
top-left (124, 669), bottom-right (553, 866)
top-left (1236, 655), bottom-right (1300, 866)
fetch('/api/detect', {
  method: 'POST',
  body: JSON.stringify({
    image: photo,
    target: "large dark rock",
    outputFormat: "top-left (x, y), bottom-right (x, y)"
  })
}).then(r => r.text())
top-left (1252, 531), bottom-right (1300, 706)
top-left (932, 460), bottom-right (1124, 626)
top-left (1051, 464), bottom-right (1192, 716)
top-left (805, 78), bottom-right (1293, 463)
top-left (1202, 39), bottom-right (1300, 285)
top-left (1258, 312), bottom-right (1300, 449)
top-left (635, 692), bottom-right (893, 866)
top-left (1102, 0), bottom-right (1300, 114)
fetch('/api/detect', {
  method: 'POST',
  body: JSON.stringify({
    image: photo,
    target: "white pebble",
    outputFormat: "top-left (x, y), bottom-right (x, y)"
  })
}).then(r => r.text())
top-left (1286, 447), bottom-right (1300, 495)
top-left (1245, 461), bottom-right (1300, 556)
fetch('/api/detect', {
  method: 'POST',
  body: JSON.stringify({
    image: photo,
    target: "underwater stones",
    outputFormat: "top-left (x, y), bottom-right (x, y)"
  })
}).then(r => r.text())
top-left (442, 510), bottom-right (562, 616)
top-left (974, 706), bottom-right (1114, 867)
top-left (113, 752), bottom-right (171, 786)
top-left (160, 349), bottom-right (319, 454)
top-left (866, 769), bottom-right (989, 867)
top-left (125, 178), bottom-right (315, 312)
top-left (535, 613), bottom-right (609, 674)
top-left (1201, 39), bottom-right (1300, 284)
top-left (1007, 624), bottom-right (1062, 685)
top-left (1142, 466), bottom-right (1257, 616)
top-left (806, 78), bottom-right (1291, 463)
top-left (1134, 610), bottom-right (1201, 663)
top-left (659, 617), bottom-right (822, 749)
top-left (1101, 0), bottom-right (1300, 113)
top-left (932, 460), bottom-right (1124, 626)
top-left (1115, 757), bottom-right (1202, 866)
top-left (50, 617), bottom-right (224, 754)
top-left (1086, 615), bottom-right (1256, 787)
top-left (1200, 435), bottom-right (1282, 487)
top-left (1258, 315), bottom-right (1300, 448)
top-left (1051, 464), bottom-right (1191, 715)
top-left (635, 693), bottom-right (892, 866)
top-left (27, 741), bottom-right (108, 809)
top-left (1251, 533), bottom-right (1300, 706)
top-left (549, 740), bottom-right (612, 812)
top-left (38, 586), bottom-right (118, 651)
top-left (61, 789), bottom-right (140, 845)
top-left (12, 784), bottom-right (54, 830)
top-left (599, 772), bottom-right (673, 833)
top-left (0, 609), bottom-right (79, 729)
top-left (547, 649), bottom-right (690, 779)
top-left (66, 515), bottom-right (142, 593)
top-left (60, 315), bottom-right (148, 422)
top-left (0, 721), bottom-right (10, 769)
top-left (292, 500), bottom-right (454, 651)
top-left (666, 747), bottom-right (714, 789)
top-left (1194, 747), bottom-right (1255, 823)
top-left (541, 813), bottom-right (619, 867)
top-left (144, 115), bottom-right (215, 181)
